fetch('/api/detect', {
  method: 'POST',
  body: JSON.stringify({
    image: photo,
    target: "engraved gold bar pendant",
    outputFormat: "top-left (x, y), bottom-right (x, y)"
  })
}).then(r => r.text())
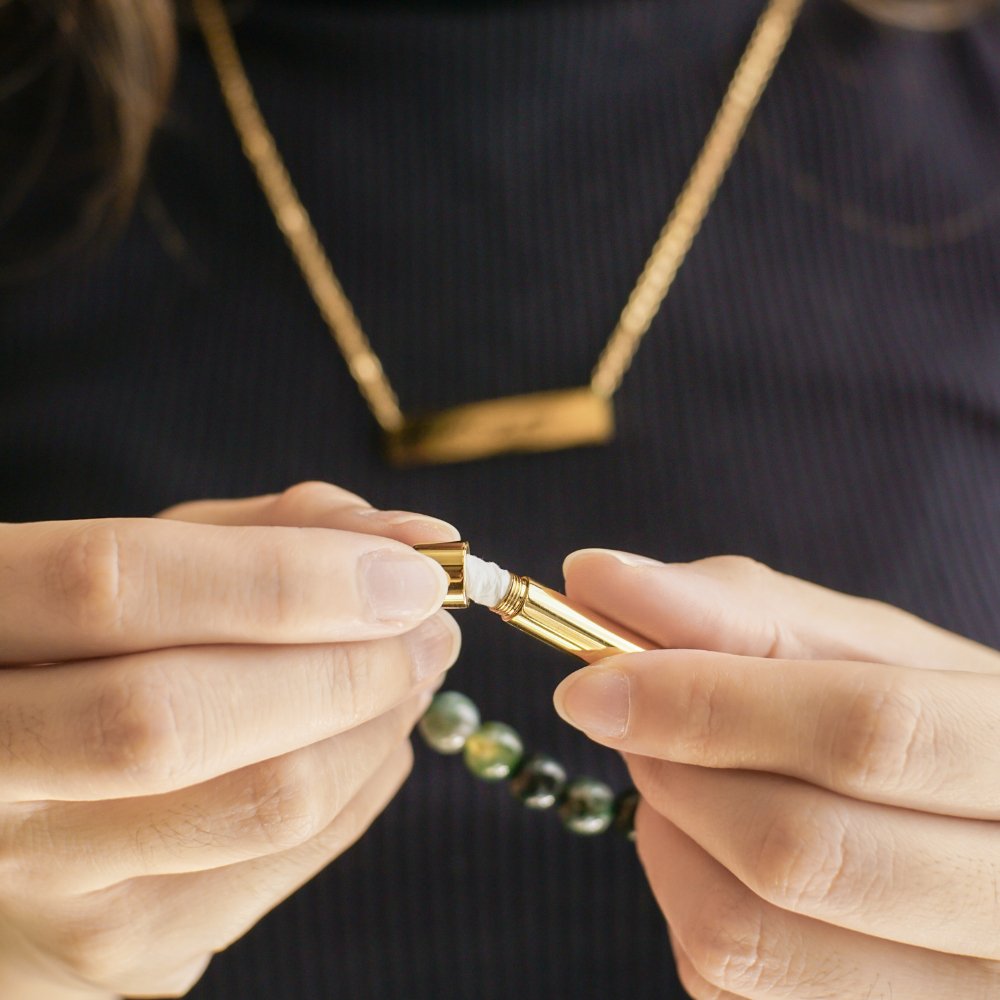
top-left (384, 386), bottom-right (614, 467)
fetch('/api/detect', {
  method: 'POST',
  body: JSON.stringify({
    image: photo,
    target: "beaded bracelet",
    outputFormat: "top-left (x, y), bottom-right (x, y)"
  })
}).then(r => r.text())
top-left (418, 690), bottom-right (638, 840)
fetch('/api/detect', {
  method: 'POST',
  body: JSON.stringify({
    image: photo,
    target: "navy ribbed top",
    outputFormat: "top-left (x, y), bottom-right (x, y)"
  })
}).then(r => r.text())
top-left (2, 1), bottom-right (999, 997)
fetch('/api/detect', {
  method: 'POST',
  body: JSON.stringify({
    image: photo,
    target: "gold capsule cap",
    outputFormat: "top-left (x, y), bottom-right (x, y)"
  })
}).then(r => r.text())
top-left (413, 541), bottom-right (470, 608)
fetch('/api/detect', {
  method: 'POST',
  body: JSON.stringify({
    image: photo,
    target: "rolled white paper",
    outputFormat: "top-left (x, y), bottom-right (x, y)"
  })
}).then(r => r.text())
top-left (466, 555), bottom-right (511, 609)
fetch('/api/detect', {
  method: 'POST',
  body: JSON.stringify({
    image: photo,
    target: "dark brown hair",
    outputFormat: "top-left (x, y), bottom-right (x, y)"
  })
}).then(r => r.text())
top-left (844, 0), bottom-right (999, 28)
top-left (0, 0), bottom-right (175, 275)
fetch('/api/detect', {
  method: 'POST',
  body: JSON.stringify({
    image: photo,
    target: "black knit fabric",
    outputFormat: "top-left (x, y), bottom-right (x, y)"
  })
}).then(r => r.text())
top-left (2, 1), bottom-right (1000, 997)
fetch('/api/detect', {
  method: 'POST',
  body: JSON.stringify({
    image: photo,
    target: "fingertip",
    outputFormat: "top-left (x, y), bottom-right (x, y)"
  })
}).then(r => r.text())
top-left (551, 669), bottom-right (576, 723)
top-left (552, 664), bottom-right (631, 739)
top-left (633, 795), bottom-right (652, 846)
top-left (632, 797), bottom-right (662, 871)
top-left (562, 548), bottom-right (612, 579)
top-left (360, 548), bottom-right (451, 625)
top-left (406, 610), bottom-right (463, 684)
top-left (632, 798), bottom-right (686, 876)
top-left (354, 509), bottom-right (461, 545)
top-left (440, 609), bottom-right (463, 664)
top-left (562, 547), bottom-right (661, 581)
top-left (390, 740), bottom-right (416, 791)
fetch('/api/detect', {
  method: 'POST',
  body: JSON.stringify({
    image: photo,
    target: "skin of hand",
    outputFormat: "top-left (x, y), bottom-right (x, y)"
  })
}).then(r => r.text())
top-left (0, 481), bottom-right (462, 1000)
top-left (554, 549), bottom-right (1000, 1000)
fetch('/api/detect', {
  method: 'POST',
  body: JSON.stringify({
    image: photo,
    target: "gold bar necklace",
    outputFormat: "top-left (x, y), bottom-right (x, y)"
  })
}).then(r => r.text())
top-left (192, 0), bottom-right (804, 466)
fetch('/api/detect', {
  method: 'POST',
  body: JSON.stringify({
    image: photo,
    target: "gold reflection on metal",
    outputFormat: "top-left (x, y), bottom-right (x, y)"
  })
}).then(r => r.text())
top-left (385, 387), bottom-right (613, 467)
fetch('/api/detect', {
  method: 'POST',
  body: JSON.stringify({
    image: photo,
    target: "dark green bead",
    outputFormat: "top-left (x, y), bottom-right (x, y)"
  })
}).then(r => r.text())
top-left (558, 776), bottom-right (615, 835)
top-left (463, 721), bottom-right (524, 781)
top-left (613, 788), bottom-right (639, 842)
top-left (509, 753), bottom-right (567, 810)
top-left (418, 691), bottom-right (481, 754)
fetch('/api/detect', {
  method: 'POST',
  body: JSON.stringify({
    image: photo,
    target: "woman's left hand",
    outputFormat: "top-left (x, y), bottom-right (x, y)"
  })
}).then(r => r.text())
top-left (554, 550), bottom-right (1000, 999)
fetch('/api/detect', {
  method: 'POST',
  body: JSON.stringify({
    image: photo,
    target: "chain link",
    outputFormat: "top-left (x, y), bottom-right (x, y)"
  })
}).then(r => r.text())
top-left (590, 0), bottom-right (805, 398)
top-left (193, 0), bottom-right (804, 430)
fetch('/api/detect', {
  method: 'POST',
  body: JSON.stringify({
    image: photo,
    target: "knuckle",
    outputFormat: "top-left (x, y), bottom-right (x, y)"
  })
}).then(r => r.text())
top-left (830, 680), bottom-right (935, 796)
top-left (305, 637), bottom-right (422, 733)
top-left (83, 667), bottom-right (190, 787)
top-left (0, 826), bottom-right (30, 893)
top-left (239, 754), bottom-right (326, 851)
top-left (753, 803), bottom-right (855, 913)
top-left (686, 899), bottom-right (790, 994)
top-left (672, 667), bottom-right (728, 760)
top-left (762, 617), bottom-right (795, 660)
top-left (271, 481), bottom-right (353, 521)
top-left (0, 702), bottom-right (47, 776)
top-left (244, 536), bottom-right (300, 631)
top-left (48, 522), bottom-right (136, 636)
top-left (319, 642), bottom-right (382, 726)
top-left (697, 554), bottom-right (772, 582)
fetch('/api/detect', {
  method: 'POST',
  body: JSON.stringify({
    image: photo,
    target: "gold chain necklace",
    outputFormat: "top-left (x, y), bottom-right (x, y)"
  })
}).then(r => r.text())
top-left (192, 0), bottom-right (804, 466)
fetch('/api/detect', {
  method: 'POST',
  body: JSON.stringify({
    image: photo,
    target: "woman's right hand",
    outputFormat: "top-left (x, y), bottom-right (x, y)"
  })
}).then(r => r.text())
top-left (0, 482), bottom-right (462, 999)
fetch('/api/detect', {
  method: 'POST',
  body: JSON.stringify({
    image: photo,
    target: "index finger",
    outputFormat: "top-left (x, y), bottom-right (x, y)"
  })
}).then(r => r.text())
top-left (563, 549), bottom-right (1000, 674)
top-left (159, 480), bottom-right (460, 545)
top-left (0, 518), bottom-right (448, 663)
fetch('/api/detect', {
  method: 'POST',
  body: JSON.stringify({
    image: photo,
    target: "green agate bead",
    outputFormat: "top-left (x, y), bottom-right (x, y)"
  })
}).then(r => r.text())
top-left (418, 691), bottom-right (481, 754)
top-left (463, 721), bottom-right (524, 781)
top-left (508, 753), bottom-right (567, 810)
top-left (558, 776), bottom-right (615, 835)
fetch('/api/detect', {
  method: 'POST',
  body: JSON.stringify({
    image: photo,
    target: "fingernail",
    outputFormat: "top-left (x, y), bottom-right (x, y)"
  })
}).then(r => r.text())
top-left (562, 548), bottom-right (661, 576)
top-left (355, 508), bottom-right (459, 541)
top-left (405, 613), bottom-right (462, 683)
top-left (555, 667), bottom-right (630, 738)
top-left (360, 550), bottom-right (448, 623)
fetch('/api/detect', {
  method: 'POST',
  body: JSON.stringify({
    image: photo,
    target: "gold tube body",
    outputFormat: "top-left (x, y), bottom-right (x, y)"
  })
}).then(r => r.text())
top-left (493, 575), bottom-right (651, 663)
top-left (414, 542), bottom-right (651, 660)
